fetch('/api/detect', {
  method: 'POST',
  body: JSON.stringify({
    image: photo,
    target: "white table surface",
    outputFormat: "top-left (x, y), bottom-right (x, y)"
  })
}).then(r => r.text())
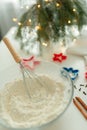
top-left (0, 27), bottom-right (87, 130)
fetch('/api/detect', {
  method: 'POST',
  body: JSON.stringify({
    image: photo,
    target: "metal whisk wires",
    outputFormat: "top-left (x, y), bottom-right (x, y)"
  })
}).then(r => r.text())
top-left (20, 62), bottom-right (47, 102)
top-left (3, 37), bottom-right (47, 102)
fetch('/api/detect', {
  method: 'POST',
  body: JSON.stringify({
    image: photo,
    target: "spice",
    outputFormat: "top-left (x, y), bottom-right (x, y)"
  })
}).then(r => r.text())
top-left (74, 84), bottom-right (87, 96)
top-left (80, 84), bottom-right (84, 86)
top-left (83, 91), bottom-right (87, 95)
top-left (73, 98), bottom-right (87, 120)
top-left (74, 85), bottom-right (77, 89)
top-left (75, 97), bottom-right (87, 110)
top-left (79, 88), bottom-right (81, 91)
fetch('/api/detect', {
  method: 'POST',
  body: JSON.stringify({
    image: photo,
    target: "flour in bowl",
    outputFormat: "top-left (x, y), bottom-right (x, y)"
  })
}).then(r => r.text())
top-left (0, 75), bottom-right (68, 128)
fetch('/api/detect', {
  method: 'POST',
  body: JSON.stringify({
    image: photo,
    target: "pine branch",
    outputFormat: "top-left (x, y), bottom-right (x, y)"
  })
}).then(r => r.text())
top-left (16, 0), bottom-right (87, 45)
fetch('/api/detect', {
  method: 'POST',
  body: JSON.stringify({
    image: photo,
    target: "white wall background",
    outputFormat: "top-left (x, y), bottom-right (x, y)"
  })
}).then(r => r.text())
top-left (0, 0), bottom-right (37, 39)
top-left (0, 0), bottom-right (21, 39)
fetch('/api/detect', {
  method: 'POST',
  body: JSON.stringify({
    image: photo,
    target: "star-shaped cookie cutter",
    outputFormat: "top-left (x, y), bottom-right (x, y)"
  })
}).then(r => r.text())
top-left (63, 67), bottom-right (79, 80)
top-left (21, 56), bottom-right (40, 70)
top-left (52, 53), bottom-right (67, 63)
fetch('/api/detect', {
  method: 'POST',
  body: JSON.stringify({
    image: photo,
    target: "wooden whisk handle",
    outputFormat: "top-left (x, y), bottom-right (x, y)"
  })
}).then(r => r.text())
top-left (3, 37), bottom-right (21, 63)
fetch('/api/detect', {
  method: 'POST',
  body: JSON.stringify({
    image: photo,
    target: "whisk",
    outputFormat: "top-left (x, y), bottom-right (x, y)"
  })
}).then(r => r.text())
top-left (3, 37), bottom-right (47, 102)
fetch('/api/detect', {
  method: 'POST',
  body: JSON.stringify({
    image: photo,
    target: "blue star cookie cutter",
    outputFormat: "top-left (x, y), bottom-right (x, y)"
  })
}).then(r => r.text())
top-left (62, 67), bottom-right (79, 80)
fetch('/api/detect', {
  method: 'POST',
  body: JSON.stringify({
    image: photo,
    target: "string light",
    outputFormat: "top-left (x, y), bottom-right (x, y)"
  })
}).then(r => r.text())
top-left (60, 42), bottom-right (66, 53)
top-left (37, 4), bottom-right (41, 8)
top-left (26, 6), bottom-right (29, 9)
top-left (68, 20), bottom-right (71, 24)
top-left (35, 25), bottom-right (41, 30)
top-left (44, 0), bottom-right (49, 2)
top-left (26, 19), bottom-right (32, 25)
top-left (28, 19), bottom-right (31, 23)
top-left (60, 42), bottom-right (64, 46)
top-left (18, 22), bottom-right (22, 26)
top-left (12, 18), bottom-right (17, 22)
top-left (11, 30), bottom-right (15, 35)
top-left (73, 38), bottom-right (77, 43)
top-left (73, 8), bottom-right (76, 12)
top-left (42, 42), bottom-right (48, 47)
top-left (56, 3), bottom-right (60, 7)
top-left (12, 18), bottom-right (22, 26)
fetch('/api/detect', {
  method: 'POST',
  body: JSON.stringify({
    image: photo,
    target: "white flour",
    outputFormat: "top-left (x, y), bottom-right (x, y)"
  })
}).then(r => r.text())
top-left (0, 76), bottom-right (68, 128)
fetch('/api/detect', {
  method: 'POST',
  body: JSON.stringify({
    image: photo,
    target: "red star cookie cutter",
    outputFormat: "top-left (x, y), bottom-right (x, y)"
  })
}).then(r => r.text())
top-left (52, 53), bottom-right (67, 63)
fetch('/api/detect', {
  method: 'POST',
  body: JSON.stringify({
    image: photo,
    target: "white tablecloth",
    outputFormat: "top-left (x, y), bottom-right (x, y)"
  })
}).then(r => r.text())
top-left (0, 27), bottom-right (87, 130)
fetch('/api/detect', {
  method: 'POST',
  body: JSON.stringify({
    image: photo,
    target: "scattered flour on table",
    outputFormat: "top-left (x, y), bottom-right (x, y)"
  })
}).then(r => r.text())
top-left (0, 75), bottom-right (68, 128)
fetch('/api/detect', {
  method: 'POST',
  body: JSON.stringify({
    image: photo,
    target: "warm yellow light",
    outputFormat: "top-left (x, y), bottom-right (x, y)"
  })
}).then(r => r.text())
top-left (73, 8), bottom-right (76, 12)
top-left (37, 4), bottom-right (41, 8)
top-left (35, 25), bottom-right (41, 30)
top-left (60, 42), bottom-right (66, 53)
top-left (11, 30), bottom-right (15, 34)
top-left (44, 0), bottom-right (49, 2)
top-left (56, 3), bottom-right (60, 7)
top-left (18, 22), bottom-right (22, 26)
top-left (12, 18), bottom-right (17, 22)
top-left (42, 42), bottom-right (48, 47)
top-left (68, 20), bottom-right (71, 24)
top-left (73, 38), bottom-right (77, 43)
top-left (26, 6), bottom-right (29, 9)
top-left (60, 42), bottom-right (64, 46)
top-left (28, 19), bottom-right (31, 23)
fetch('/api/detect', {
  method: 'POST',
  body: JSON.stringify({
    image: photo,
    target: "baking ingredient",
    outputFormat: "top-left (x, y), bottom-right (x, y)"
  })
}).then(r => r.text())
top-left (73, 97), bottom-right (87, 120)
top-left (0, 75), bottom-right (67, 128)
top-left (75, 97), bottom-right (87, 110)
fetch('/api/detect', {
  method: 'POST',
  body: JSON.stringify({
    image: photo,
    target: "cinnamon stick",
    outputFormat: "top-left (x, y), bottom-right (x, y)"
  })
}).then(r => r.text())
top-left (73, 98), bottom-right (87, 120)
top-left (75, 97), bottom-right (87, 110)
